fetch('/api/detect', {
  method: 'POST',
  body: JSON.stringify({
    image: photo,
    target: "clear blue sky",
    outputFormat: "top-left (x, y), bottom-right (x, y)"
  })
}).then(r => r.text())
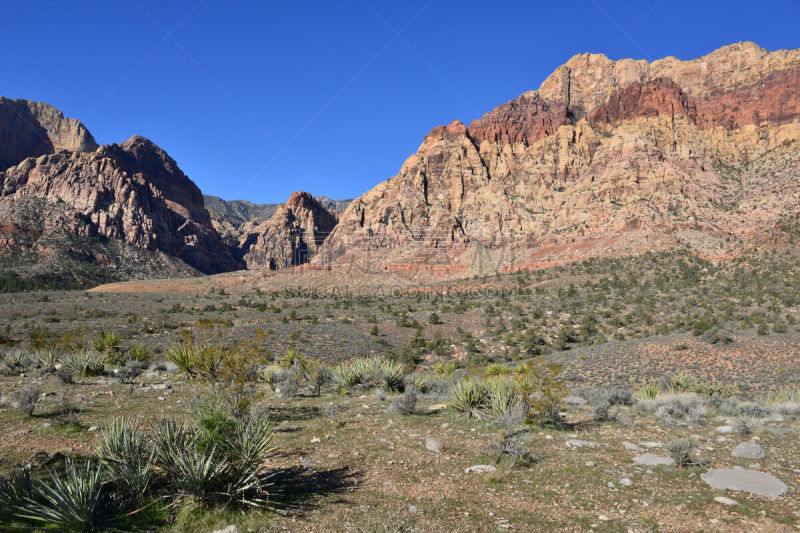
top-left (1, 1), bottom-right (797, 203)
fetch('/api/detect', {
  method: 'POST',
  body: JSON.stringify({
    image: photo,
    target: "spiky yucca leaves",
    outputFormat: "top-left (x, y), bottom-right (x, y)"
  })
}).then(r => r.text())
top-left (166, 343), bottom-right (200, 377)
top-left (1, 349), bottom-right (26, 374)
top-left (0, 467), bottom-right (34, 522)
top-left (166, 342), bottom-right (223, 380)
top-left (92, 331), bottom-right (124, 365)
top-left (127, 344), bottom-right (153, 364)
top-left (669, 372), bottom-right (698, 394)
top-left (449, 380), bottom-right (488, 418)
top-left (330, 362), bottom-right (365, 392)
top-left (374, 359), bottom-right (406, 392)
top-left (404, 373), bottom-right (432, 394)
top-left (34, 349), bottom-right (60, 373)
top-left (635, 382), bottom-right (661, 401)
top-left (485, 378), bottom-right (517, 417)
top-left (307, 362), bottom-right (330, 396)
top-left (218, 409), bottom-right (275, 507)
top-left (97, 419), bottom-right (153, 504)
top-left (63, 350), bottom-right (105, 376)
top-left (18, 458), bottom-right (106, 531)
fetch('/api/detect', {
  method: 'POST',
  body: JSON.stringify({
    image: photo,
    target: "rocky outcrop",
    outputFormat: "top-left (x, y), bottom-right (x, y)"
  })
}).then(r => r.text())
top-left (0, 134), bottom-right (237, 275)
top-left (318, 42), bottom-right (800, 275)
top-left (242, 191), bottom-right (338, 269)
top-left (0, 97), bottom-right (97, 171)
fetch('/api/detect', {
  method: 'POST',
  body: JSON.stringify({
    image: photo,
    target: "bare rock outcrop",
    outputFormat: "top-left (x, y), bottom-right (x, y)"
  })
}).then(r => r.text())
top-left (0, 97), bottom-right (97, 171)
top-left (0, 134), bottom-right (237, 275)
top-left (242, 191), bottom-right (338, 269)
top-left (318, 42), bottom-right (800, 276)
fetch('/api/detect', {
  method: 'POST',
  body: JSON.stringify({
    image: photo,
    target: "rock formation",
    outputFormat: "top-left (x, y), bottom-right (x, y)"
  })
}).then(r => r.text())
top-left (0, 124), bottom-right (238, 280)
top-left (0, 97), bottom-right (98, 171)
top-left (318, 42), bottom-right (800, 275)
top-left (242, 191), bottom-right (338, 269)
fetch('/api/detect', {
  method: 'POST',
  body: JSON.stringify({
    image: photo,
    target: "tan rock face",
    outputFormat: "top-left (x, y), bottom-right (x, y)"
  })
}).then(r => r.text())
top-left (319, 42), bottom-right (800, 275)
top-left (242, 191), bottom-right (338, 269)
top-left (0, 97), bottom-right (98, 171)
top-left (0, 135), bottom-right (238, 274)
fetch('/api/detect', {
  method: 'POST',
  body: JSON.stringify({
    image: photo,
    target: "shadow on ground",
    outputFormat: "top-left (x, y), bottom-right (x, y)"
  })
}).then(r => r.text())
top-left (265, 465), bottom-right (363, 515)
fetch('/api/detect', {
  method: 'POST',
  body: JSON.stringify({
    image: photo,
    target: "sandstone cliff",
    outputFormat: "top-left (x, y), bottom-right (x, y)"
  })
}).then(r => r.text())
top-left (241, 191), bottom-right (338, 269)
top-left (0, 128), bottom-right (238, 280)
top-left (318, 42), bottom-right (800, 275)
top-left (0, 97), bottom-right (98, 172)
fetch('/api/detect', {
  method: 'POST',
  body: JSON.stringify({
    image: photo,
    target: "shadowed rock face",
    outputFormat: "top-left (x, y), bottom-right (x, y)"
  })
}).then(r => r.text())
top-left (0, 97), bottom-right (98, 171)
top-left (242, 191), bottom-right (338, 270)
top-left (318, 42), bottom-right (800, 275)
top-left (0, 134), bottom-right (238, 275)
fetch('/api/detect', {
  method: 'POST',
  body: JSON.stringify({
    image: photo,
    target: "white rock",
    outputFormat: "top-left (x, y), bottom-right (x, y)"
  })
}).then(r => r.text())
top-left (633, 454), bottom-right (675, 466)
top-left (425, 437), bottom-right (444, 452)
top-left (701, 467), bottom-right (788, 498)
top-left (566, 439), bottom-right (599, 448)
top-left (465, 464), bottom-right (497, 474)
top-left (713, 496), bottom-right (738, 506)
top-left (731, 442), bottom-right (765, 459)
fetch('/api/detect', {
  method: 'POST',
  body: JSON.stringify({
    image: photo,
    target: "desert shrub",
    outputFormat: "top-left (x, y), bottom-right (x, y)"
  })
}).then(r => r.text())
top-left (17, 458), bottom-right (106, 531)
top-left (387, 388), bottom-right (417, 415)
top-left (717, 398), bottom-right (742, 417)
top-left (322, 404), bottom-right (341, 423)
top-left (485, 364), bottom-right (511, 376)
top-left (271, 368), bottom-right (299, 397)
top-left (63, 350), bottom-right (104, 376)
top-left (449, 380), bottom-right (487, 418)
top-left (404, 373), bottom-right (432, 394)
top-left (428, 312), bottom-right (440, 324)
top-left (118, 360), bottom-right (145, 384)
top-left (514, 360), bottom-right (567, 425)
top-left (488, 429), bottom-right (538, 467)
top-left (733, 417), bottom-right (756, 435)
top-left (55, 366), bottom-right (75, 384)
top-left (12, 385), bottom-right (40, 416)
top-left (307, 362), bottom-right (330, 396)
top-left (492, 400), bottom-right (530, 433)
top-left (54, 389), bottom-right (80, 426)
top-left (604, 388), bottom-right (634, 406)
top-left (645, 393), bottom-right (707, 425)
top-left (666, 438), bottom-right (697, 467)
top-left (740, 402), bottom-right (770, 417)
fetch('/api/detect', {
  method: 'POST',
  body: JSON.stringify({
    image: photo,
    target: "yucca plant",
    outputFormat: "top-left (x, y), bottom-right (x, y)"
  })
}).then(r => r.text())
top-left (375, 359), bottom-right (406, 392)
top-left (97, 418), bottom-right (153, 504)
top-left (449, 380), bottom-right (487, 418)
top-left (0, 467), bottom-right (34, 522)
top-left (18, 458), bottom-right (106, 531)
top-left (166, 342), bottom-right (200, 377)
top-left (330, 362), bottom-right (364, 392)
top-left (127, 344), bottom-right (153, 364)
top-left (34, 349), bottom-right (60, 373)
top-left (777, 385), bottom-right (800, 403)
top-left (404, 373), bottom-right (432, 394)
top-left (218, 410), bottom-right (274, 506)
top-left (2, 349), bottom-right (27, 374)
top-left (92, 332), bottom-right (124, 364)
top-left (63, 350), bottom-right (105, 376)
top-left (669, 372), bottom-right (697, 394)
top-left (635, 382), bottom-right (661, 401)
top-left (486, 378), bottom-right (517, 417)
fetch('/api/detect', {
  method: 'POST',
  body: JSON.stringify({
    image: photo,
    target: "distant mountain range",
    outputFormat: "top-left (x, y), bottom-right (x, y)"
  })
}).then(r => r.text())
top-left (1, 41), bottom-right (799, 289)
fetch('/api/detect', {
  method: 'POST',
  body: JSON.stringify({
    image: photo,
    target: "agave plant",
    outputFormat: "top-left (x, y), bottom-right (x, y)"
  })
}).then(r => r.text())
top-left (166, 342), bottom-right (199, 376)
top-left (17, 458), bottom-right (106, 531)
top-left (92, 332), bottom-right (124, 364)
top-left (449, 380), bottom-right (488, 418)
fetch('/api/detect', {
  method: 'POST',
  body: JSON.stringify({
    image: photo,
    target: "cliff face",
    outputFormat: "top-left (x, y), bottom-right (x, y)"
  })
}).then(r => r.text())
top-left (318, 42), bottom-right (800, 275)
top-left (0, 97), bottom-right (98, 171)
top-left (242, 191), bottom-right (338, 269)
top-left (0, 130), bottom-right (238, 278)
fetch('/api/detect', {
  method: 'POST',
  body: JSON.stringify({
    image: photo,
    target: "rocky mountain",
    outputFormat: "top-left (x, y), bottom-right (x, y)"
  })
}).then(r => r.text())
top-left (0, 103), bottom-right (239, 287)
top-left (0, 97), bottom-right (98, 172)
top-left (318, 42), bottom-right (800, 275)
top-left (240, 191), bottom-right (339, 269)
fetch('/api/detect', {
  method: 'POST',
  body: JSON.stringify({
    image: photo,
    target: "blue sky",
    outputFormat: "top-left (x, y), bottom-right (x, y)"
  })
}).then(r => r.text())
top-left (1, 1), bottom-right (798, 203)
